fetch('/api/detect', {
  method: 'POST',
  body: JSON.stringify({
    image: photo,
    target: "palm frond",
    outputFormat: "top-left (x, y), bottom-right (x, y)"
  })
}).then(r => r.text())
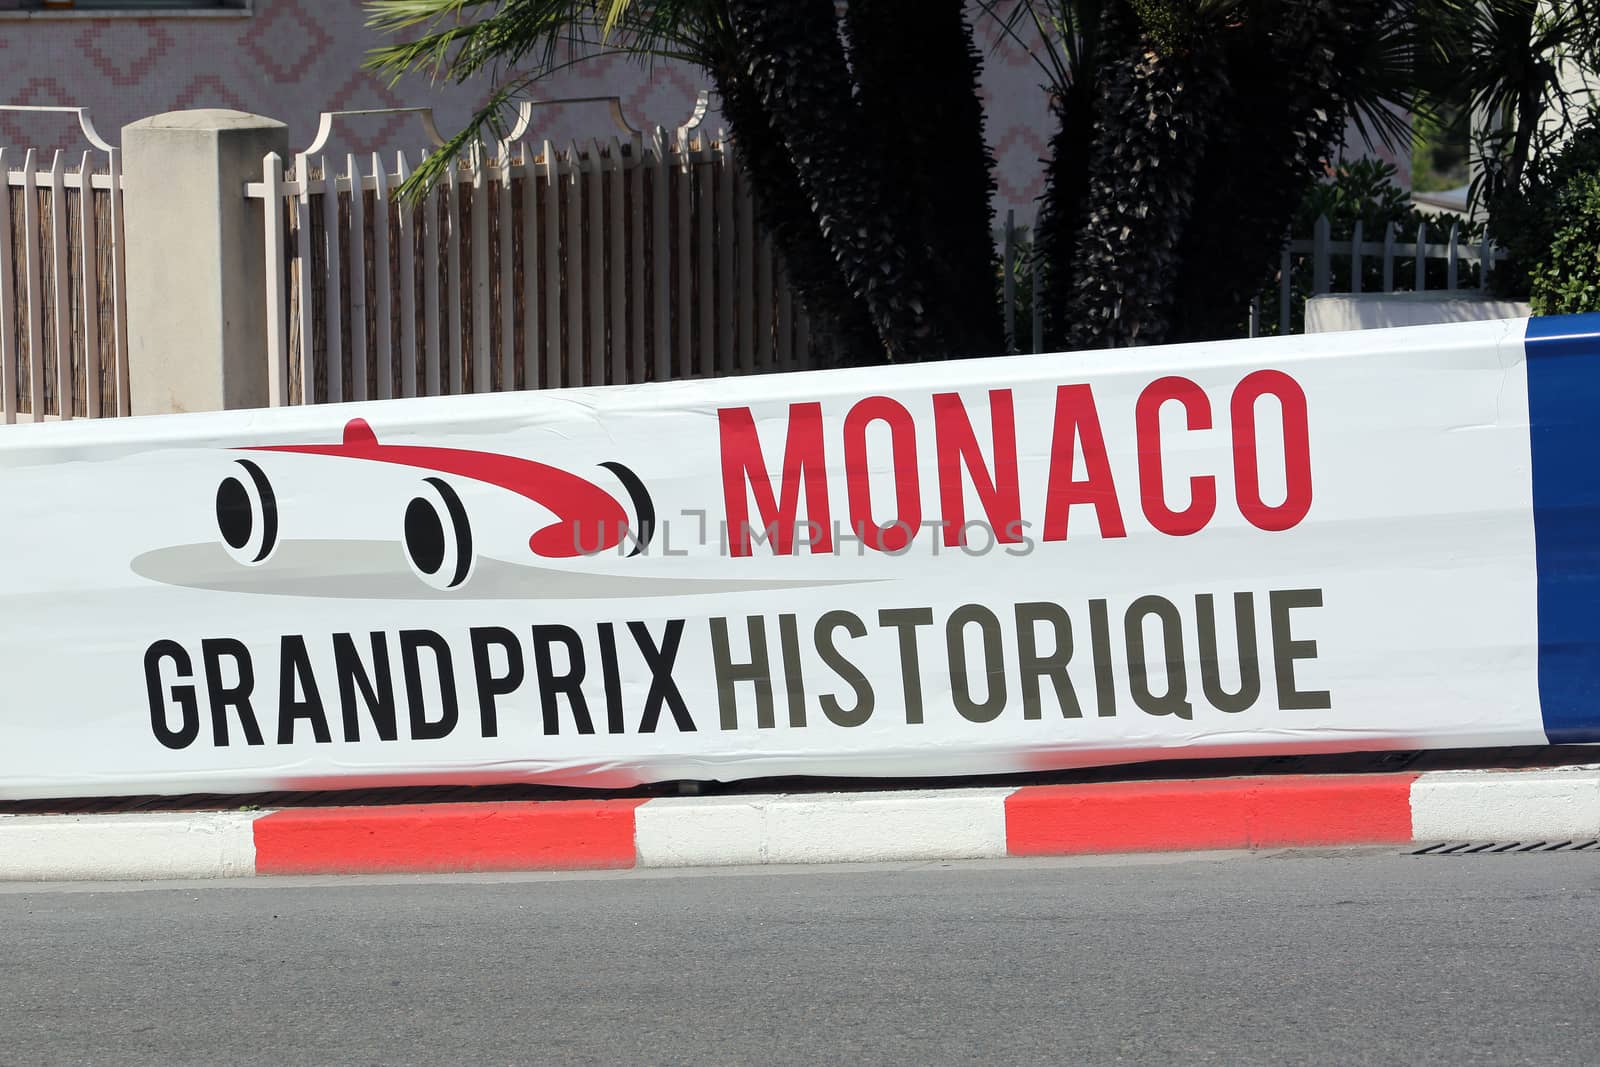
top-left (972, 1), bottom-right (1081, 97)
top-left (1339, 1), bottom-right (1427, 153)
top-left (368, 0), bottom-right (725, 203)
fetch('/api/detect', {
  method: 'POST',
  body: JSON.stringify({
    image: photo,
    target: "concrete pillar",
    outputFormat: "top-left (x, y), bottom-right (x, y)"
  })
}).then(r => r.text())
top-left (122, 110), bottom-right (288, 415)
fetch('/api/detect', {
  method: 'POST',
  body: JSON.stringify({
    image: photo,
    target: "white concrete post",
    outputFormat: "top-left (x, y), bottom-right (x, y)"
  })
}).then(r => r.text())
top-left (121, 110), bottom-right (289, 415)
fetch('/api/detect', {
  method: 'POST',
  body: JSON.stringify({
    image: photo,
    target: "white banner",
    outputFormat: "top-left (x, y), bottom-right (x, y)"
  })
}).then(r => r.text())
top-left (4, 316), bottom-right (1596, 800)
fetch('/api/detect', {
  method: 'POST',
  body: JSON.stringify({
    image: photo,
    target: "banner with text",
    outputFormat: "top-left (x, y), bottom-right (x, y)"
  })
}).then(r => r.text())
top-left (3, 315), bottom-right (1597, 800)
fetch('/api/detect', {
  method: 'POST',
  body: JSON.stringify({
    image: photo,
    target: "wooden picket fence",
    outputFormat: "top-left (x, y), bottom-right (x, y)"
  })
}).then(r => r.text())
top-left (247, 119), bottom-right (817, 407)
top-left (0, 107), bottom-right (130, 424)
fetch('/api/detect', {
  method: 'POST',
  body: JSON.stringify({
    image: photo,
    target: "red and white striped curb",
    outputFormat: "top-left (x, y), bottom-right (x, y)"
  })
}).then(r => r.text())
top-left (2, 767), bottom-right (1597, 881)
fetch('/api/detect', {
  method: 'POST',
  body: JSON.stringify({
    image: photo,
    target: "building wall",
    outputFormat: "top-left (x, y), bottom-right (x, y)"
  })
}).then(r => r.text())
top-left (0, 0), bottom-right (1058, 219)
top-left (0, 0), bottom-right (1405, 218)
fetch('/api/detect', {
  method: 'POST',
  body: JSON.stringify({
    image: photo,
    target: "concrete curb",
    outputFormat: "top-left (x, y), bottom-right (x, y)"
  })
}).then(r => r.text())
top-left (3, 767), bottom-right (1598, 881)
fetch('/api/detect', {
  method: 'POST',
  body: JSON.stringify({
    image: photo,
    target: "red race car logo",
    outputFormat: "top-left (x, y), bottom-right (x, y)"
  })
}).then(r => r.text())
top-left (213, 418), bottom-right (655, 589)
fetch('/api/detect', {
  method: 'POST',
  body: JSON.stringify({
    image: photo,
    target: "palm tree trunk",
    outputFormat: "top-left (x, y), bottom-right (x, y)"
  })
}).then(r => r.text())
top-left (1033, 0), bottom-right (1108, 353)
top-left (1166, 0), bottom-right (1385, 343)
top-left (1036, 80), bottom-right (1098, 351)
top-left (1509, 81), bottom-right (1544, 191)
top-left (725, 0), bottom-right (944, 362)
top-left (1064, 4), bottom-right (1228, 348)
top-left (706, 57), bottom-right (881, 365)
top-left (844, 0), bottom-right (1005, 358)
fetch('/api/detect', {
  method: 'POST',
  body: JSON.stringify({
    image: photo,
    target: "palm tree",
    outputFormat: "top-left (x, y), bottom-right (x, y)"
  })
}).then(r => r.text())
top-left (1062, 1), bottom-right (1238, 347)
top-left (721, 0), bottom-right (944, 362)
top-left (1168, 0), bottom-right (1403, 342)
top-left (845, 0), bottom-right (1004, 357)
top-left (1418, 0), bottom-right (1600, 205)
top-left (367, 0), bottom-right (874, 362)
top-left (366, 0), bottom-right (1005, 363)
top-left (710, 57), bottom-right (884, 364)
top-left (981, 0), bottom-right (1104, 350)
top-left (988, 0), bottom-right (1410, 347)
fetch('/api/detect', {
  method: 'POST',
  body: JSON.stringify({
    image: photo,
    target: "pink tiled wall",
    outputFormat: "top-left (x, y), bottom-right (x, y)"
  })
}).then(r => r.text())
top-left (0, 0), bottom-right (1403, 221)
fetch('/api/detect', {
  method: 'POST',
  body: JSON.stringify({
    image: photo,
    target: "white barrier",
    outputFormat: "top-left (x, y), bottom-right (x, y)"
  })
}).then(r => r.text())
top-left (2, 316), bottom-right (1598, 799)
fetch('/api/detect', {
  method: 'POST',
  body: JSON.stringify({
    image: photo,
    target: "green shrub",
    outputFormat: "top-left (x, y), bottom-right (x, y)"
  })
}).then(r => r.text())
top-left (1492, 117), bottom-right (1600, 313)
top-left (1530, 170), bottom-right (1600, 315)
top-left (1297, 157), bottom-right (1419, 235)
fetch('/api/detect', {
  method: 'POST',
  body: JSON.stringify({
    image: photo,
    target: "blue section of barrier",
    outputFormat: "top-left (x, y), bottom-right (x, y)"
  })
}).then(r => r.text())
top-left (1525, 313), bottom-right (1600, 743)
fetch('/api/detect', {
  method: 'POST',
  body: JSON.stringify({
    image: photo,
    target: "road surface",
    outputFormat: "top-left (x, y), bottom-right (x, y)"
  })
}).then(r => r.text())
top-left (2, 848), bottom-right (1596, 1065)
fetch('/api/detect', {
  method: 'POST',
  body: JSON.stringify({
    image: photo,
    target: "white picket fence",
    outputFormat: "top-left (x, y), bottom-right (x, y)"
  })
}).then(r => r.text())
top-left (994, 210), bottom-right (1508, 348)
top-left (246, 105), bottom-right (816, 407)
top-left (1255, 216), bottom-right (1507, 335)
top-left (0, 106), bottom-right (130, 424)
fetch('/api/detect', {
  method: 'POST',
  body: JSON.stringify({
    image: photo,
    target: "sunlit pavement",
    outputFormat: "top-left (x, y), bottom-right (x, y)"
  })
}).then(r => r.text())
top-left (3, 848), bottom-right (1595, 1065)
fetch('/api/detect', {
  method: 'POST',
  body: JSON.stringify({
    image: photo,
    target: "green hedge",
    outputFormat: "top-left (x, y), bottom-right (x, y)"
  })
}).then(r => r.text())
top-left (1529, 169), bottom-right (1600, 315)
top-left (1490, 120), bottom-right (1600, 314)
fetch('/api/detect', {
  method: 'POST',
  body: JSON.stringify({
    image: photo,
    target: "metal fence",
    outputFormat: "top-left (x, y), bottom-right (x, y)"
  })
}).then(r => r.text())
top-left (995, 210), bottom-right (1507, 350)
top-left (1254, 216), bottom-right (1508, 336)
top-left (0, 107), bottom-right (130, 424)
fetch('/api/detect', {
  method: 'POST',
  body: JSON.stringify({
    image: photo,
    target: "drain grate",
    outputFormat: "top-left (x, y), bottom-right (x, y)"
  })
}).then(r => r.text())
top-left (1411, 840), bottom-right (1600, 855)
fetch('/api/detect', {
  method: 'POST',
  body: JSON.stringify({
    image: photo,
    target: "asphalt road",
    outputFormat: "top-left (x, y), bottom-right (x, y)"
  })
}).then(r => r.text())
top-left (2, 848), bottom-right (1596, 1066)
